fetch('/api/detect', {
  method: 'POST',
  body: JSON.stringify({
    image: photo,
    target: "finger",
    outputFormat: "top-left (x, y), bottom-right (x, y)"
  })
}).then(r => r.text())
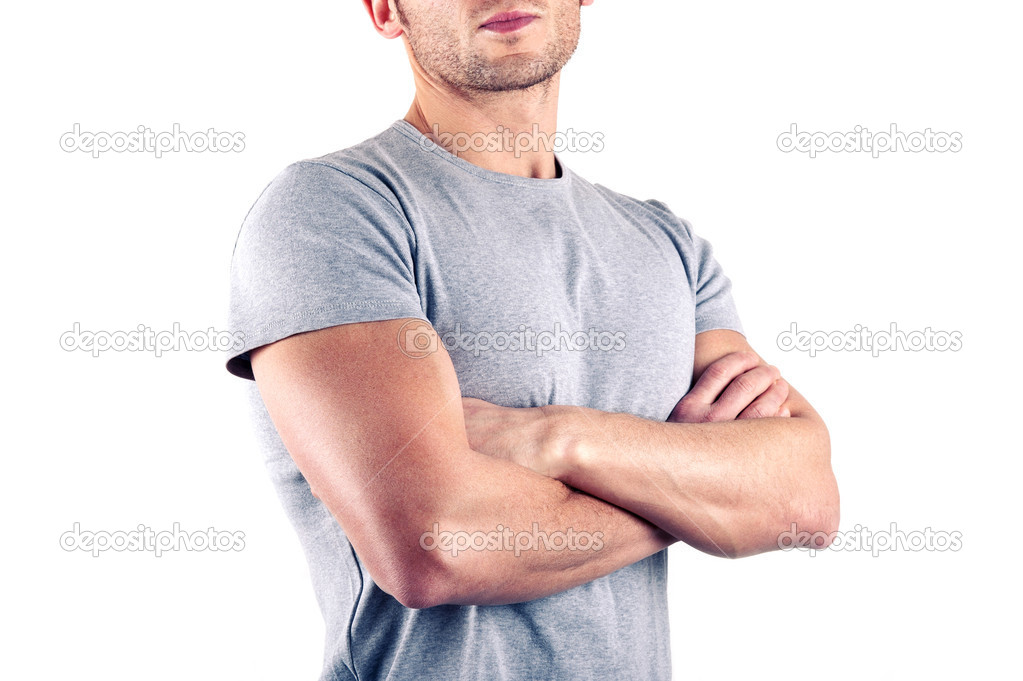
top-left (710, 364), bottom-right (782, 420)
top-left (685, 351), bottom-right (761, 406)
top-left (738, 379), bottom-right (790, 420)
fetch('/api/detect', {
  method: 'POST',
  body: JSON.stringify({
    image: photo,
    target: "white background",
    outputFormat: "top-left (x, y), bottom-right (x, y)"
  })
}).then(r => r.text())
top-left (4, 1), bottom-right (1020, 679)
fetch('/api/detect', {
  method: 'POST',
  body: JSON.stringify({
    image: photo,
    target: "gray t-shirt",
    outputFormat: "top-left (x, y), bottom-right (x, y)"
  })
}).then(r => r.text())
top-left (226, 120), bottom-right (743, 680)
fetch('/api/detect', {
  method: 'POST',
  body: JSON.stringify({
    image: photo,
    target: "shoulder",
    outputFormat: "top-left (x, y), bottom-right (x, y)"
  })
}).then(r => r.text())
top-left (239, 125), bottom-right (419, 236)
top-left (575, 176), bottom-right (699, 244)
top-left (260, 126), bottom-right (413, 209)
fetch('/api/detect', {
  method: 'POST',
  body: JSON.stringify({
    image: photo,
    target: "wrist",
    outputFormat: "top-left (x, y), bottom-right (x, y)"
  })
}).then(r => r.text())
top-left (539, 405), bottom-right (590, 483)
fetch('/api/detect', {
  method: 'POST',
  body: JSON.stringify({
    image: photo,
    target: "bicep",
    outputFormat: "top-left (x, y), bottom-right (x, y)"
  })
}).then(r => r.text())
top-left (250, 319), bottom-right (472, 586)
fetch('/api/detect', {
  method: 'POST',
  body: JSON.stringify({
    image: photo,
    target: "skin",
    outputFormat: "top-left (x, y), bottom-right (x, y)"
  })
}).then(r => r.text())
top-left (250, 0), bottom-right (839, 608)
top-left (463, 331), bottom-right (837, 557)
top-left (367, 0), bottom-right (594, 178)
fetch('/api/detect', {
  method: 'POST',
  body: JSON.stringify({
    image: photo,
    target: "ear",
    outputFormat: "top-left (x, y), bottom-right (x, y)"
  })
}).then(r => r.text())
top-left (362, 0), bottom-right (404, 39)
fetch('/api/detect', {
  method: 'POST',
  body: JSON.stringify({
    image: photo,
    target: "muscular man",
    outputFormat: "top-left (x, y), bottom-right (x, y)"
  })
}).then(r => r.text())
top-left (226, 1), bottom-right (839, 678)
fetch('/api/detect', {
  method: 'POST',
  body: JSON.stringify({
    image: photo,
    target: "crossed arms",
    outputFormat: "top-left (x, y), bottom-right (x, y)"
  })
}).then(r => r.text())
top-left (250, 319), bottom-right (839, 609)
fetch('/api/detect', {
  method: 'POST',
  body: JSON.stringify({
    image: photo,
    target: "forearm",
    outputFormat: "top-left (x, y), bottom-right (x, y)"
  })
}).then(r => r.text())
top-left (252, 319), bottom-right (673, 610)
top-left (546, 398), bottom-right (838, 558)
top-left (324, 446), bottom-right (674, 609)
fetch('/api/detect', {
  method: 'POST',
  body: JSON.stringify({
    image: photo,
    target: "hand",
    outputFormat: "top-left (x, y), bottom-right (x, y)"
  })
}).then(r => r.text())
top-left (669, 351), bottom-right (790, 424)
top-left (461, 397), bottom-right (558, 477)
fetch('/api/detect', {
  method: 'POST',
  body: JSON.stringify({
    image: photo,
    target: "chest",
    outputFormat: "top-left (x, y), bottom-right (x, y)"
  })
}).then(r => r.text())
top-left (410, 200), bottom-right (695, 419)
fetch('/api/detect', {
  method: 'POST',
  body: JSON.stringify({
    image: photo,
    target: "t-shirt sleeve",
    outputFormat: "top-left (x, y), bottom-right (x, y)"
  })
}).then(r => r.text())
top-left (646, 200), bottom-right (745, 337)
top-left (684, 218), bottom-right (744, 336)
top-left (225, 161), bottom-right (426, 380)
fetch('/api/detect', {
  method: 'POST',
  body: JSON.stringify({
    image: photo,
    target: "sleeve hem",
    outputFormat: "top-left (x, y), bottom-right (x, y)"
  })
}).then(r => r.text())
top-left (694, 316), bottom-right (745, 337)
top-left (226, 301), bottom-right (428, 381)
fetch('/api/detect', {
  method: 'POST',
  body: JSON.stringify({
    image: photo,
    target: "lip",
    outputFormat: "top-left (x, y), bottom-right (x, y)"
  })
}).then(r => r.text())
top-left (479, 11), bottom-right (538, 33)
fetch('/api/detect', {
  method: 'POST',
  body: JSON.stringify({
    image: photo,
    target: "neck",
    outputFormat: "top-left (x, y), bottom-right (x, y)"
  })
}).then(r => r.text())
top-left (404, 72), bottom-right (562, 180)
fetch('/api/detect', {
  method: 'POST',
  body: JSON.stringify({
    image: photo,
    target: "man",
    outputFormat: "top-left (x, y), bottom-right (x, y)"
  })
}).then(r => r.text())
top-left (226, 1), bottom-right (839, 678)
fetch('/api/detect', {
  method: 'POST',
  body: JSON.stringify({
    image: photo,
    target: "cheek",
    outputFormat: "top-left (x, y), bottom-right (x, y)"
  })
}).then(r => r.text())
top-left (549, 7), bottom-right (581, 44)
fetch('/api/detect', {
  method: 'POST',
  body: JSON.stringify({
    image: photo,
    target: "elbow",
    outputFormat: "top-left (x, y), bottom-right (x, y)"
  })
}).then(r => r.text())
top-left (774, 471), bottom-right (841, 553)
top-left (788, 419), bottom-right (840, 544)
top-left (693, 478), bottom-right (841, 560)
top-left (390, 548), bottom-right (468, 605)
top-left (389, 575), bottom-right (450, 611)
top-left (719, 424), bottom-right (840, 558)
top-left (365, 533), bottom-right (462, 610)
top-left (813, 484), bottom-right (842, 543)
top-left (805, 439), bottom-right (841, 540)
top-left (321, 492), bottom-right (483, 609)
top-left (816, 482), bottom-right (842, 538)
top-left (736, 470), bottom-right (839, 559)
